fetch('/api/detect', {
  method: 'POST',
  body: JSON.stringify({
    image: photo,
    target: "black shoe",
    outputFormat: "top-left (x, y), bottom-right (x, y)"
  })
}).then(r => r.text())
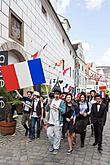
top-left (37, 135), bottom-right (40, 139)
top-left (91, 133), bottom-right (94, 137)
top-left (81, 143), bottom-right (84, 148)
top-left (93, 142), bottom-right (98, 146)
top-left (98, 146), bottom-right (103, 151)
top-left (30, 136), bottom-right (35, 140)
top-left (98, 148), bottom-right (103, 154)
top-left (25, 129), bottom-right (28, 136)
top-left (98, 150), bottom-right (102, 154)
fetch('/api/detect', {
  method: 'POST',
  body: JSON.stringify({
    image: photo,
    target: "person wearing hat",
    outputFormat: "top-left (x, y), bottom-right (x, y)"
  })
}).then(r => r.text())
top-left (45, 82), bottom-right (66, 154)
top-left (30, 91), bottom-right (44, 140)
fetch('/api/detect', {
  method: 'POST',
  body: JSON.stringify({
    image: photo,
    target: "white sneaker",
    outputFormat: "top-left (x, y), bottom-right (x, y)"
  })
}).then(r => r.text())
top-left (52, 149), bottom-right (58, 155)
top-left (49, 147), bottom-right (54, 152)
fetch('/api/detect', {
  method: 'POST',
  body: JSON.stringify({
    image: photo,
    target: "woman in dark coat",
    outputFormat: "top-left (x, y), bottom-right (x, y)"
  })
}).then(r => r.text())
top-left (64, 94), bottom-right (76, 154)
top-left (76, 93), bottom-right (90, 147)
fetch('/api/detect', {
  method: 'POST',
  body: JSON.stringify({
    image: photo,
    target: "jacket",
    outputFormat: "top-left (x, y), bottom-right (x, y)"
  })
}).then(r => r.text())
top-left (76, 101), bottom-right (90, 120)
top-left (45, 99), bottom-right (66, 125)
top-left (31, 100), bottom-right (42, 117)
top-left (91, 102), bottom-right (107, 126)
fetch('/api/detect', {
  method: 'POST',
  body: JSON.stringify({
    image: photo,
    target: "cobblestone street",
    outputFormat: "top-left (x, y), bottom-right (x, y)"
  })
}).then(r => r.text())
top-left (0, 0), bottom-right (110, 165)
top-left (0, 110), bottom-right (110, 165)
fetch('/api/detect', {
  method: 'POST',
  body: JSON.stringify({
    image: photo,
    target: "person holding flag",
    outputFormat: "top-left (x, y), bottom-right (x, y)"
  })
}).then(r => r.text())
top-left (16, 90), bottom-right (33, 137)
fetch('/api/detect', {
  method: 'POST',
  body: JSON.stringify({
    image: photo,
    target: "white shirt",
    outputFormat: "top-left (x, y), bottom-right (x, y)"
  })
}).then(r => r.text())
top-left (97, 104), bottom-right (100, 112)
top-left (32, 99), bottom-right (43, 118)
top-left (24, 100), bottom-right (32, 112)
top-left (89, 99), bottom-right (96, 114)
top-left (90, 99), bottom-right (96, 105)
top-left (48, 99), bottom-right (61, 126)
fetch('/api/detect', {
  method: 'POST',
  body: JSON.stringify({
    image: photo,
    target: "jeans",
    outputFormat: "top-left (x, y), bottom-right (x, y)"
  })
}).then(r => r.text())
top-left (31, 117), bottom-right (41, 138)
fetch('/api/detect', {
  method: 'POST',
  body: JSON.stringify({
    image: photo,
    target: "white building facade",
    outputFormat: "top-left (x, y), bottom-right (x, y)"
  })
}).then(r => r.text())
top-left (73, 43), bottom-right (86, 93)
top-left (86, 62), bottom-right (97, 93)
top-left (0, 0), bottom-right (76, 92)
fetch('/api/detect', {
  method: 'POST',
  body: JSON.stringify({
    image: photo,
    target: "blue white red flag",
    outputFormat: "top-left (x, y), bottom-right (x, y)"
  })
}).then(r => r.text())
top-left (100, 91), bottom-right (106, 98)
top-left (0, 58), bottom-right (46, 92)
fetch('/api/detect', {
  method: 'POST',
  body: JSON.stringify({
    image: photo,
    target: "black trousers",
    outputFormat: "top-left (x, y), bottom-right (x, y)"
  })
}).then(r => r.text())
top-left (62, 116), bottom-right (66, 138)
top-left (80, 130), bottom-right (86, 145)
top-left (93, 122), bottom-right (104, 146)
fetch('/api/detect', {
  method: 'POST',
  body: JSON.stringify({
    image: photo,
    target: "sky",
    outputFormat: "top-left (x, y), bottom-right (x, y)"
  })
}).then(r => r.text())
top-left (56, 0), bottom-right (110, 66)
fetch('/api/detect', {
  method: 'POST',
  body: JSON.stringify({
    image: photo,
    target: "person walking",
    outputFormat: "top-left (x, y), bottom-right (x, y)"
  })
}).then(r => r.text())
top-left (64, 94), bottom-right (76, 154)
top-left (45, 83), bottom-right (66, 155)
top-left (76, 93), bottom-right (90, 148)
top-left (30, 91), bottom-right (44, 140)
top-left (16, 90), bottom-right (33, 137)
top-left (91, 94), bottom-right (107, 153)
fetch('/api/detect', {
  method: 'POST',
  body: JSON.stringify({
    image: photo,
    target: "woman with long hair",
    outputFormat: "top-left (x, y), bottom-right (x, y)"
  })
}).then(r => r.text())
top-left (76, 93), bottom-right (90, 147)
top-left (64, 94), bottom-right (76, 154)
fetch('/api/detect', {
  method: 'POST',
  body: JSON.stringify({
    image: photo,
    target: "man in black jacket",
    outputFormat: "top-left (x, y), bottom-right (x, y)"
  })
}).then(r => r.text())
top-left (91, 94), bottom-right (107, 152)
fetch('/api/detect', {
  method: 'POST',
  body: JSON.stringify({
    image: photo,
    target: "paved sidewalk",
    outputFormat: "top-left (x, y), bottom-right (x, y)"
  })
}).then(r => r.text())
top-left (0, 110), bottom-right (110, 165)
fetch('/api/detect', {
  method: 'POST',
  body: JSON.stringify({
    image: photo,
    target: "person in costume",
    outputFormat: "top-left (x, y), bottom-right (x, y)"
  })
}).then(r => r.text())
top-left (91, 94), bottom-right (107, 153)
top-left (45, 81), bottom-right (66, 154)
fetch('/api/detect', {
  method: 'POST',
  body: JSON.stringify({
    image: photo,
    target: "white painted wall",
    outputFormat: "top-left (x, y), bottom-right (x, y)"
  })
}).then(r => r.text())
top-left (0, 0), bottom-right (75, 89)
top-left (76, 43), bottom-right (86, 92)
top-left (49, 0), bottom-right (58, 11)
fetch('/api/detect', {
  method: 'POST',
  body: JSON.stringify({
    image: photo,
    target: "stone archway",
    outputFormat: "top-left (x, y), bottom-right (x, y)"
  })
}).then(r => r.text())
top-left (0, 42), bottom-right (30, 117)
top-left (0, 41), bottom-right (28, 62)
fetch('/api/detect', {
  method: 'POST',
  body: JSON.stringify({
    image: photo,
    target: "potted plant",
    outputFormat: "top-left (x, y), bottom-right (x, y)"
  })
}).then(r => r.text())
top-left (0, 87), bottom-right (22, 135)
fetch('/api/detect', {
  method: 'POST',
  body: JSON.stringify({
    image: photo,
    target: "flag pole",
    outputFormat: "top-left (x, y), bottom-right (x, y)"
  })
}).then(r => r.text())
top-left (31, 43), bottom-right (48, 58)
top-left (45, 84), bottom-right (49, 98)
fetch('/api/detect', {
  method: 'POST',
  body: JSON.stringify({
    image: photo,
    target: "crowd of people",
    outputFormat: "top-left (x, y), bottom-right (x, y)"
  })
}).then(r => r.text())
top-left (15, 84), bottom-right (108, 155)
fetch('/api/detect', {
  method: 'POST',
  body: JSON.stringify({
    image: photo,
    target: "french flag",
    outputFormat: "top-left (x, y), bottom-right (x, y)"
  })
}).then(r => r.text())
top-left (0, 58), bottom-right (46, 92)
top-left (100, 91), bottom-right (106, 98)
